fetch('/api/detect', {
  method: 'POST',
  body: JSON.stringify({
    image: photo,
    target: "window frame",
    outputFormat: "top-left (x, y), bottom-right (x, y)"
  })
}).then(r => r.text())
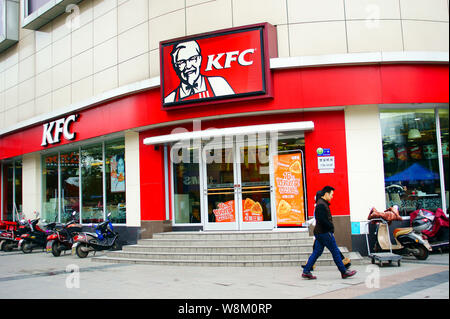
top-left (0, 0), bottom-right (19, 53)
top-left (20, 0), bottom-right (83, 30)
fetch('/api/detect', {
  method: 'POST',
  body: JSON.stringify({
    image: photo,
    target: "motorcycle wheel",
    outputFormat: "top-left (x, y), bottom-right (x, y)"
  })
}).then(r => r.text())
top-left (0, 240), bottom-right (5, 252)
top-left (413, 244), bottom-right (429, 260)
top-left (51, 241), bottom-right (62, 257)
top-left (21, 241), bottom-right (33, 254)
top-left (76, 244), bottom-right (89, 258)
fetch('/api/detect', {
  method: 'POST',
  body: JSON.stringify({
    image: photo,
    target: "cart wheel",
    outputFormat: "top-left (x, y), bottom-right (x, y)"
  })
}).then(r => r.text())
top-left (371, 257), bottom-right (375, 264)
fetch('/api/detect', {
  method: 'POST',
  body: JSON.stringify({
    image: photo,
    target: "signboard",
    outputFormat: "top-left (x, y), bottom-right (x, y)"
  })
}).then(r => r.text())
top-left (273, 153), bottom-right (306, 226)
top-left (41, 114), bottom-right (79, 147)
top-left (160, 23), bottom-right (277, 109)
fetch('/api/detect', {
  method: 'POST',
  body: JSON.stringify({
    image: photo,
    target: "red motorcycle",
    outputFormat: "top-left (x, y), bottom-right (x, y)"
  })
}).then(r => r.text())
top-left (410, 208), bottom-right (449, 252)
top-left (0, 211), bottom-right (30, 252)
top-left (46, 212), bottom-right (82, 257)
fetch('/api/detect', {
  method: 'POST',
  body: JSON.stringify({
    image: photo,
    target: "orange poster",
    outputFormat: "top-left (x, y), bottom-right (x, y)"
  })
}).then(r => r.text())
top-left (242, 198), bottom-right (264, 222)
top-left (213, 200), bottom-right (236, 222)
top-left (274, 153), bottom-right (305, 226)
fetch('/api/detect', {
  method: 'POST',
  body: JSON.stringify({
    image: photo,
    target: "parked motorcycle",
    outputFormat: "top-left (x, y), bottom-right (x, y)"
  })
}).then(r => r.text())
top-left (0, 210), bottom-right (30, 252)
top-left (72, 213), bottom-right (120, 258)
top-left (46, 211), bottom-right (83, 257)
top-left (369, 206), bottom-right (432, 260)
top-left (410, 208), bottom-right (449, 252)
top-left (18, 213), bottom-right (58, 254)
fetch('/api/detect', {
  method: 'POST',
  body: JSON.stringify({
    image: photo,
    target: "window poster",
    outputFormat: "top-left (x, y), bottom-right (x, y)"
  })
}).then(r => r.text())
top-left (110, 155), bottom-right (125, 193)
top-left (273, 153), bottom-right (306, 226)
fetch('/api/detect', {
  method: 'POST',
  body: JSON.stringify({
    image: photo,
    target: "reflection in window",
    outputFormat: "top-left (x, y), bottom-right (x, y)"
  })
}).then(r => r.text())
top-left (1, 161), bottom-right (21, 221)
top-left (172, 146), bottom-right (201, 224)
top-left (439, 109), bottom-right (449, 212)
top-left (381, 109), bottom-right (444, 216)
top-left (105, 140), bottom-right (126, 224)
top-left (60, 151), bottom-right (79, 223)
top-left (42, 154), bottom-right (59, 223)
top-left (81, 145), bottom-right (104, 223)
top-left (26, 0), bottom-right (51, 16)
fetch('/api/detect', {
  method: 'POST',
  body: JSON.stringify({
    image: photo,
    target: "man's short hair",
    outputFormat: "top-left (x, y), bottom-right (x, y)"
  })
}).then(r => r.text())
top-left (321, 186), bottom-right (335, 195)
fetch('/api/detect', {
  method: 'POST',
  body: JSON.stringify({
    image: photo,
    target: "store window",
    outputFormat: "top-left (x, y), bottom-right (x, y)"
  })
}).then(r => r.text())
top-left (41, 138), bottom-right (126, 224)
top-left (1, 160), bottom-right (22, 221)
top-left (105, 140), bottom-right (126, 224)
top-left (81, 145), bottom-right (103, 223)
top-left (438, 109), bottom-right (449, 212)
top-left (381, 108), bottom-right (448, 216)
top-left (42, 154), bottom-right (59, 223)
top-left (171, 146), bottom-right (201, 224)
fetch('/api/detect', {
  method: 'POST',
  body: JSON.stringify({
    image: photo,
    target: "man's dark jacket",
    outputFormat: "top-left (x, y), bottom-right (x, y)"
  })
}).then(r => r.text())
top-left (313, 198), bottom-right (334, 235)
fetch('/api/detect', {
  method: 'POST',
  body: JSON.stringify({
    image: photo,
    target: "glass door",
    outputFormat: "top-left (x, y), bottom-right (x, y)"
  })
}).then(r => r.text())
top-left (201, 136), bottom-right (275, 231)
top-left (236, 140), bottom-right (274, 230)
top-left (202, 140), bottom-right (239, 230)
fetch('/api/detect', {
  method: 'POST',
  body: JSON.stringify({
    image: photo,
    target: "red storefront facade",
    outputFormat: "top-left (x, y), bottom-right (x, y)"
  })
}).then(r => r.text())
top-left (0, 23), bottom-right (448, 250)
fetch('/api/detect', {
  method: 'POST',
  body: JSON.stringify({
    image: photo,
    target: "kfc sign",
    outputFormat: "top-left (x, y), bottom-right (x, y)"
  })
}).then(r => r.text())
top-left (41, 114), bottom-right (79, 146)
top-left (160, 23), bottom-right (277, 109)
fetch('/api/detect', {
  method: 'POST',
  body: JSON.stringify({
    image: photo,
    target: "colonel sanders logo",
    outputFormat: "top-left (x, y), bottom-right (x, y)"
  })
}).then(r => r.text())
top-left (164, 40), bottom-right (235, 103)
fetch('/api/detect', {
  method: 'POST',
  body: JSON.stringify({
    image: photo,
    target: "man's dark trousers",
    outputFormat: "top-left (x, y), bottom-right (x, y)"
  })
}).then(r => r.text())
top-left (303, 232), bottom-right (347, 274)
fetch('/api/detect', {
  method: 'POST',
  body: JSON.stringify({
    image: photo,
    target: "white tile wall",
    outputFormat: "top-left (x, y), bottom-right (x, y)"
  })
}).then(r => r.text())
top-left (0, 0), bottom-right (448, 132)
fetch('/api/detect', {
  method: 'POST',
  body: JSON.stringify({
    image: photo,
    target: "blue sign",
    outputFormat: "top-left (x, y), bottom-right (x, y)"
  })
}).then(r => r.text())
top-left (317, 148), bottom-right (331, 157)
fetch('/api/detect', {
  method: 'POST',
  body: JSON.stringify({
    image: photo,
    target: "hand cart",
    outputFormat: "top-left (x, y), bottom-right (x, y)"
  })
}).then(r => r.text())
top-left (365, 218), bottom-right (402, 267)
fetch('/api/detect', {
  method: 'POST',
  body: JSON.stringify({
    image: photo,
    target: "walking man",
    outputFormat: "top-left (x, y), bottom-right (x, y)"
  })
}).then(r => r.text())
top-left (302, 186), bottom-right (357, 279)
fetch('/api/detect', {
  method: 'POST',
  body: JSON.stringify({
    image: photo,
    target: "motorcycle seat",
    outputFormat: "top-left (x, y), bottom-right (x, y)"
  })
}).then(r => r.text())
top-left (394, 227), bottom-right (412, 237)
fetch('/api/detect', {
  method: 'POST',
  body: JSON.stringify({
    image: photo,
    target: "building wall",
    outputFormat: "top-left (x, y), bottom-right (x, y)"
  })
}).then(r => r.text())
top-left (345, 104), bottom-right (386, 223)
top-left (0, 0), bottom-right (449, 131)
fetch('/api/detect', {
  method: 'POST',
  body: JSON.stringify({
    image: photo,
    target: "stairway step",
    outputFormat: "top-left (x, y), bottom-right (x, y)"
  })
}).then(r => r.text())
top-left (106, 250), bottom-right (346, 261)
top-left (152, 231), bottom-right (310, 240)
top-left (92, 254), bottom-right (368, 267)
top-left (137, 238), bottom-right (314, 246)
top-left (124, 244), bottom-right (318, 253)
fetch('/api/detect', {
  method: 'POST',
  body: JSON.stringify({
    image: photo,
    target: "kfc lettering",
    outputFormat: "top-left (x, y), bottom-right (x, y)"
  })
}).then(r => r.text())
top-left (205, 48), bottom-right (256, 71)
top-left (160, 23), bottom-right (277, 109)
top-left (41, 114), bottom-right (79, 146)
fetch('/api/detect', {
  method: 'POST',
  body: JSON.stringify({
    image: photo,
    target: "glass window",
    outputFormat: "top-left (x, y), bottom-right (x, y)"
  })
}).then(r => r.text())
top-left (26, 0), bottom-right (51, 15)
top-left (381, 109), bottom-right (443, 216)
top-left (14, 160), bottom-right (22, 216)
top-left (1, 160), bottom-right (22, 221)
top-left (81, 145), bottom-right (104, 223)
top-left (2, 163), bottom-right (13, 221)
top-left (105, 140), bottom-right (126, 224)
top-left (42, 154), bottom-right (59, 223)
top-left (60, 150), bottom-right (80, 223)
top-left (172, 146), bottom-right (201, 224)
top-left (439, 109), bottom-right (449, 213)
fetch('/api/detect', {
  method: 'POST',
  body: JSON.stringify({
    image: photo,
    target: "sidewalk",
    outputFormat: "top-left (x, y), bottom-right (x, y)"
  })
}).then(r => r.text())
top-left (0, 250), bottom-right (448, 299)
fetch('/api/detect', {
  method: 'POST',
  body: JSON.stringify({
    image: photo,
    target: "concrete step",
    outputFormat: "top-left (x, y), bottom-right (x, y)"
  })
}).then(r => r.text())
top-left (136, 238), bottom-right (315, 246)
top-left (123, 243), bottom-right (328, 254)
top-left (90, 231), bottom-right (368, 267)
top-left (105, 250), bottom-right (348, 261)
top-left (152, 231), bottom-right (311, 240)
top-left (92, 252), bottom-right (368, 267)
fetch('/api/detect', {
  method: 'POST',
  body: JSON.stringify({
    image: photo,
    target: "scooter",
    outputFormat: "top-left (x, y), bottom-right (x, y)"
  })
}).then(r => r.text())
top-left (372, 217), bottom-right (432, 260)
top-left (72, 213), bottom-right (120, 258)
top-left (0, 210), bottom-right (30, 252)
top-left (411, 209), bottom-right (449, 252)
top-left (46, 211), bottom-right (83, 257)
top-left (18, 213), bottom-right (58, 254)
